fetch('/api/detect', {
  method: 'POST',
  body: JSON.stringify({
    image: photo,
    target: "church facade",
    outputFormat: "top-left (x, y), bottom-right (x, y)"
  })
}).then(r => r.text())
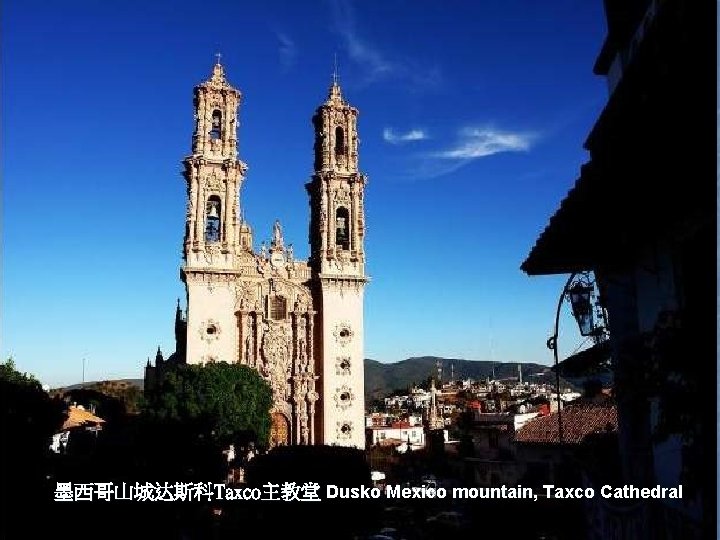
top-left (145, 61), bottom-right (368, 449)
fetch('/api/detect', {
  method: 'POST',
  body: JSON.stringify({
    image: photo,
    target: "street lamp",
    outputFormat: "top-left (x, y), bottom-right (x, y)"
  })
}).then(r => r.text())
top-left (568, 280), bottom-right (596, 337)
top-left (546, 271), bottom-right (606, 441)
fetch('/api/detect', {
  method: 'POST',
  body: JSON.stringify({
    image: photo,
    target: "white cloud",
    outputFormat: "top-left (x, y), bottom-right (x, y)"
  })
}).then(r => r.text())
top-left (437, 127), bottom-right (533, 160)
top-left (383, 128), bottom-right (428, 144)
top-left (330, 0), bottom-right (441, 89)
top-left (276, 32), bottom-right (297, 70)
top-left (394, 126), bottom-right (537, 180)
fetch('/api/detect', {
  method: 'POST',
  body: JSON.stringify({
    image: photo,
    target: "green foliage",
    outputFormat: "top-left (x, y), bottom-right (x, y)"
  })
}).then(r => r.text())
top-left (142, 362), bottom-right (273, 447)
top-left (0, 356), bottom-right (40, 387)
top-left (1, 357), bottom-right (65, 441)
top-left (1, 357), bottom-right (66, 523)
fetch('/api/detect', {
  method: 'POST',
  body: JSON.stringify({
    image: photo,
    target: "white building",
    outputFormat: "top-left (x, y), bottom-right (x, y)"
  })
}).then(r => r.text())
top-left (366, 422), bottom-right (425, 450)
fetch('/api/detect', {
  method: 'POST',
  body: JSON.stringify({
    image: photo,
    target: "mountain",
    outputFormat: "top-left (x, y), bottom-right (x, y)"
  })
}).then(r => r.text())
top-left (57, 379), bottom-right (144, 392)
top-left (364, 357), bottom-right (553, 401)
top-left (52, 359), bottom-right (562, 407)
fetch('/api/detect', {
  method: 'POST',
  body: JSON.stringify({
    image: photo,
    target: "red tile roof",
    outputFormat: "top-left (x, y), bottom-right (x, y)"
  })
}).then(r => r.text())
top-left (515, 401), bottom-right (617, 444)
top-left (62, 406), bottom-right (105, 430)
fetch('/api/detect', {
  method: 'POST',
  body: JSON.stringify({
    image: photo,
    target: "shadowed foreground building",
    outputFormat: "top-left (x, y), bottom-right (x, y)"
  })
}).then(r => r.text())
top-left (522, 0), bottom-right (713, 538)
top-left (146, 61), bottom-right (368, 449)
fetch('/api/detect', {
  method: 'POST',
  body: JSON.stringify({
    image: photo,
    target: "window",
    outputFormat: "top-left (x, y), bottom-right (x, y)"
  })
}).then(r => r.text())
top-left (210, 110), bottom-right (222, 140)
top-left (270, 296), bottom-right (286, 320)
top-left (335, 207), bottom-right (350, 250)
top-left (205, 196), bottom-right (221, 242)
top-left (335, 126), bottom-right (345, 156)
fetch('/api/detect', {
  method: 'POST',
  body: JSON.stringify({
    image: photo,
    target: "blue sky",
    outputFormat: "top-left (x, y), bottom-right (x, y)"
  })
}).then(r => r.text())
top-left (2, 0), bottom-right (608, 387)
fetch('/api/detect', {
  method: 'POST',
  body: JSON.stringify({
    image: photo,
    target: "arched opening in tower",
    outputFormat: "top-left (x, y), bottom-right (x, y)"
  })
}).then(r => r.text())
top-left (335, 126), bottom-right (345, 156)
top-left (210, 110), bottom-right (222, 140)
top-left (205, 196), bottom-right (222, 243)
top-left (335, 207), bottom-right (350, 250)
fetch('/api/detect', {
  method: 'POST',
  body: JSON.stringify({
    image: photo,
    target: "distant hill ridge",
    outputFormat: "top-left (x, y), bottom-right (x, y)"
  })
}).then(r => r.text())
top-left (364, 356), bottom-right (551, 401)
top-left (58, 379), bottom-right (144, 391)
top-left (54, 357), bottom-right (554, 403)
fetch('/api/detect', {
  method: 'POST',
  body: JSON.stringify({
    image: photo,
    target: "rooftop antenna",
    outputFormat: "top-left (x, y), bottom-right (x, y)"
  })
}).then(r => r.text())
top-left (489, 317), bottom-right (496, 381)
top-left (215, 51), bottom-right (222, 65)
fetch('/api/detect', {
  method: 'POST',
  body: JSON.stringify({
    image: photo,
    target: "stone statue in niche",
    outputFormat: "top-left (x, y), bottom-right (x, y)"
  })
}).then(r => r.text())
top-left (272, 219), bottom-right (284, 248)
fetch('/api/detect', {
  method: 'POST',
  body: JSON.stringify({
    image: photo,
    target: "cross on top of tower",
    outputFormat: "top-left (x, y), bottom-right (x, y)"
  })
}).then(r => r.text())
top-left (209, 53), bottom-right (227, 86)
top-left (324, 53), bottom-right (345, 104)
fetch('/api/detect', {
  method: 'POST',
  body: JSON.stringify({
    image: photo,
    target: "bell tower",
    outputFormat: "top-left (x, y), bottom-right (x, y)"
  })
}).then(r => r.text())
top-left (181, 59), bottom-right (249, 367)
top-left (182, 58), bottom-right (250, 268)
top-left (307, 78), bottom-right (368, 448)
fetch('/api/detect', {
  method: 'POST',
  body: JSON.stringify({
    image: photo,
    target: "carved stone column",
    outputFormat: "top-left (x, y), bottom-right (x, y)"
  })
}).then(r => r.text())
top-left (254, 312), bottom-right (261, 368)
top-left (223, 172), bottom-right (230, 246)
top-left (237, 311), bottom-right (244, 364)
top-left (197, 180), bottom-right (205, 249)
top-left (326, 181), bottom-right (333, 257)
top-left (308, 385), bottom-right (318, 445)
top-left (350, 182), bottom-right (358, 254)
top-left (193, 167), bottom-right (201, 245)
top-left (293, 387), bottom-right (302, 445)
top-left (320, 190), bottom-right (328, 256)
top-left (307, 312), bottom-right (314, 369)
top-left (291, 310), bottom-right (299, 375)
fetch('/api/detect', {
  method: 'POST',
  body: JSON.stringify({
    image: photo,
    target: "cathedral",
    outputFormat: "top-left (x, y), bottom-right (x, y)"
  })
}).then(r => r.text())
top-left (145, 60), bottom-right (368, 449)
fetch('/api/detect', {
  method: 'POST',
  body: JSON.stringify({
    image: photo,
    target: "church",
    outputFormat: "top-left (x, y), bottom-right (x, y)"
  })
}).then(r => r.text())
top-left (145, 60), bottom-right (368, 449)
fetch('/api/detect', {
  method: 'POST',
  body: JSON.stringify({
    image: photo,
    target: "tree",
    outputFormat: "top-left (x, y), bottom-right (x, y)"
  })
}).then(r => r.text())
top-left (1, 357), bottom-right (65, 536)
top-left (142, 362), bottom-right (273, 448)
top-left (0, 357), bottom-right (66, 453)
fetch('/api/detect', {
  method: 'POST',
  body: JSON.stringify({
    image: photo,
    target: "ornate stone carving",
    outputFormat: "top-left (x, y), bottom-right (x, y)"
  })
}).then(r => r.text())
top-left (298, 339), bottom-right (309, 372)
top-left (334, 385), bottom-right (355, 411)
top-left (234, 280), bottom-right (257, 310)
top-left (336, 421), bottom-right (353, 440)
top-left (293, 289), bottom-right (312, 312)
top-left (207, 173), bottom-right (222, 192)
top-left (333, 322), bottom-right (353, 346)
top-left (200, 319), bottom-right (221, 342)
top-left (335, 356), bottom-right (351, 376)
top-left (261, 322), bottom-right (292, 403)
